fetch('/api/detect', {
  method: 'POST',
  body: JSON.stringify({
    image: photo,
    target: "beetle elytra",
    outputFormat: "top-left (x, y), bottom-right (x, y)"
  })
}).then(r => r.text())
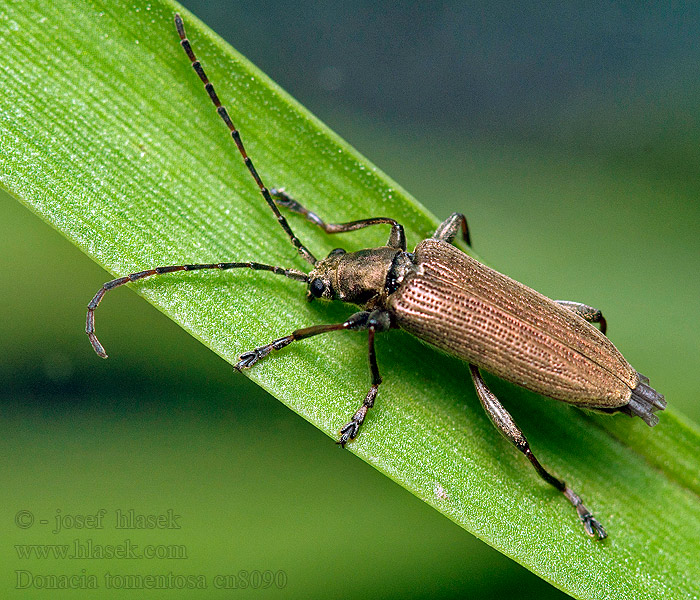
top-left (86, 14), bottom-right (666, 540)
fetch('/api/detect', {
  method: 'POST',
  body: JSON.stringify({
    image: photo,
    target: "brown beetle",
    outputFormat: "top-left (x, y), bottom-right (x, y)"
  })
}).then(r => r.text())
top-left (86, 14), bottom-right (665, 540)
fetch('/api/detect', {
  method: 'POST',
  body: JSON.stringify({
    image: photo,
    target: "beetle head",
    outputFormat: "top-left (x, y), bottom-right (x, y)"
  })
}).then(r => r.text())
top-left (307, 246), bottom-right (408, 306)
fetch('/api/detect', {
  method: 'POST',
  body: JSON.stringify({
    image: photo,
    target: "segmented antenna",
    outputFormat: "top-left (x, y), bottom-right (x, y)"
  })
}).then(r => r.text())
top-left (174, 13), bottom-right (317, 265)
top-left (86, 262), bottom-right (309, 358)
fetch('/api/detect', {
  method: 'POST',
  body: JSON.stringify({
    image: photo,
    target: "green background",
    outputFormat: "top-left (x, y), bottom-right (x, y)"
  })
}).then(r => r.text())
top-left (2, 2), bottom-right (699, 598)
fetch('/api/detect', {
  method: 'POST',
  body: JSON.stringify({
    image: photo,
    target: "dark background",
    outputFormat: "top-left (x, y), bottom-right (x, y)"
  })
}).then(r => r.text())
top-left (2, 2), bottom-right (699, 598)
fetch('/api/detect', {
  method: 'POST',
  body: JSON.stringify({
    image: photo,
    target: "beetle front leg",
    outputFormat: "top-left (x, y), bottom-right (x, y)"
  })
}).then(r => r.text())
top-left (555, 300), bottom-right (607, 335)
top-left (432, 212), bottom-right (471, 247)
top-left (468, 364), bottom-right (607, 540)
top-left (234, 311), bottom-right (373, 370)
top-left (270, 188), bottom-right (406, 250)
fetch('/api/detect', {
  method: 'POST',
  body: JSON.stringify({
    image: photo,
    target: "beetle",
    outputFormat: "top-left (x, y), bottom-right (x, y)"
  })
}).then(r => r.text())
top-left (85, 14), bottom-right (665, 540)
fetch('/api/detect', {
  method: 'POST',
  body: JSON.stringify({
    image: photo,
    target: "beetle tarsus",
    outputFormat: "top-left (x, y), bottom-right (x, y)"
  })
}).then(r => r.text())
top-left (234, 348), bottom-right (268, 371)
top-left (234, 335), bottom-right (296, 370)
top-left (337, 421), bottom-right (360, 448)
top-left (565, 487), bottom-right (607, 540)
top-left (234, 323), bottom-right (357, 372)
top-left (270, 188), bottom-right (322, 225)
top-left (581, 514), bottom-right (607, 540)
top-left (337, 383), bottom-right (379, 447)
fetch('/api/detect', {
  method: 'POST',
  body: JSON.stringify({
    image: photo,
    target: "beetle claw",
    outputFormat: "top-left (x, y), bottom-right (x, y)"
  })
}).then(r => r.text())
top-left (581, 514), bottom-right (607, 540)
top-left (564, 487), bottom-right (607, 540)
top-left (336, 421), bottom-right (359, 448)
top-left (234, 348), bottom-right (267, 371)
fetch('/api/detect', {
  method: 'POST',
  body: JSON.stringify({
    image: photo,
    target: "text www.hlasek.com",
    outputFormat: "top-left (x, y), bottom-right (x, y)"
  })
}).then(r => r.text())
top-left (15, 539), bottom-right (186, 560)
top-left (15, 539), bottom-right (187, 560)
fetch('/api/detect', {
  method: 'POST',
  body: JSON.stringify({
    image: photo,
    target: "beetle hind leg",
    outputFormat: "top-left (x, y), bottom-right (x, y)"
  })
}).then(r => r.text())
top-left (469, 364), bottom-right (607, 540)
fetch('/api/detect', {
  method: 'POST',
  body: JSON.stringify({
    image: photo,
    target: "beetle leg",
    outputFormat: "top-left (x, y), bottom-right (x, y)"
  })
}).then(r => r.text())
top-left (235, 308), bottom-right (391, 446)
top-left (338, 312), bottom-right (391, 447)
top-left (468, 364), bottom-right (607, 540)
top-left (432, 212), bottom-right (471, 247)
top-left (270, 188), bottom-right (406, 250)
top-left (554, 300), bottom-right (607, 335)
top-left (234, 310), bottom-right (373, 370)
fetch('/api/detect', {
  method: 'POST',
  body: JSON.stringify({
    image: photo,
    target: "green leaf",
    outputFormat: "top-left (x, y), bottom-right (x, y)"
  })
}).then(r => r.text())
top-left (2, 2), bottom-right (699, 598)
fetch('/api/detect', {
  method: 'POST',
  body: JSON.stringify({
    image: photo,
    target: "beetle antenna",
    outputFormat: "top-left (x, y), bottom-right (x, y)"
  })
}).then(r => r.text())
top-left (86, 261), bottom-right (309, 358)
top-left (174, 13), bottom-right (317, 265)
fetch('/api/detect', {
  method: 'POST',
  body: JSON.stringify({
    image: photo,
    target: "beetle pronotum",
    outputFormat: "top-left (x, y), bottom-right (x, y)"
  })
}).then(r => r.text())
top-left (86, 14), bottom-right (666, 540)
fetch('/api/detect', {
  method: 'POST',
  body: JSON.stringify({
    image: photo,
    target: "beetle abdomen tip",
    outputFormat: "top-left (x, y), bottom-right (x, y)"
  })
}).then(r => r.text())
top-left (621, 374), bottom-right (666, 426)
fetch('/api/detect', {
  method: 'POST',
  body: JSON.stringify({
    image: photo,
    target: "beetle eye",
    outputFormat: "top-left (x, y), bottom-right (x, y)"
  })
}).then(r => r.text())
top-left (309, 278), bottom-right (325, 298)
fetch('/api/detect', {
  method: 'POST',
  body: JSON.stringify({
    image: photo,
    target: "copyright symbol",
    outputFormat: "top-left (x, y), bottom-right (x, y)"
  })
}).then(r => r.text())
top-left (15, 510), bottom-right (34, 529)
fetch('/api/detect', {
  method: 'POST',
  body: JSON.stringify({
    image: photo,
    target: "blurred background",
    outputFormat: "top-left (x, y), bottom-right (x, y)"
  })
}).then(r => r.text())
top-left (2, 2), bottom-right (699, 598)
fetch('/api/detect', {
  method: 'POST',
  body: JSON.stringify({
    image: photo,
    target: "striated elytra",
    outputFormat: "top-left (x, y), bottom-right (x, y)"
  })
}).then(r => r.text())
top-left (388, 239), bottom-right (664, 425)
top-left (85, 14), bottom-right (665, 540)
